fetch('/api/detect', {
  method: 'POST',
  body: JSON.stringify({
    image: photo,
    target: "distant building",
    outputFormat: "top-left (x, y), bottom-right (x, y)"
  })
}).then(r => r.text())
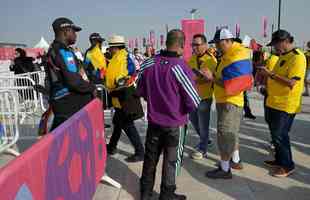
top-left (0, 43), bottom-right (27, 48)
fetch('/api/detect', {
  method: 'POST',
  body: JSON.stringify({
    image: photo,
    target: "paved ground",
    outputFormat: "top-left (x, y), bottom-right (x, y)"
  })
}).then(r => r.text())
top-left (1, 92), bottom-right (310, 200)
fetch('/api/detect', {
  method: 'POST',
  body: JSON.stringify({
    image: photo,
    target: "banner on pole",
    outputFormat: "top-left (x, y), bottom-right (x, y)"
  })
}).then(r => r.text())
top-left (181, 19), bottom-right (205, 61)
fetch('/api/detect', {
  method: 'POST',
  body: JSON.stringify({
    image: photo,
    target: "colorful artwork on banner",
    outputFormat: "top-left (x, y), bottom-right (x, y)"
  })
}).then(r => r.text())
top-left (0, 99), bottom-right (107, 200)
top-left (181, 19), bottom-right (205, 62)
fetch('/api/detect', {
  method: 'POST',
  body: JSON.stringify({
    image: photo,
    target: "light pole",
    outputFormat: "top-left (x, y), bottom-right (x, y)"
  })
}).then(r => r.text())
top-left (190, 9), bottom-right (198, 20)
top-left (278, 0), bottom-right (282, 30)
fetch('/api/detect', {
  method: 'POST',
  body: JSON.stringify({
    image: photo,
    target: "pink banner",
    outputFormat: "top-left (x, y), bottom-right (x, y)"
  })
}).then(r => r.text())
top-left (262, 16), bottom-right (268, 38)
top-left (160, 35), bottom-right (164, 47)
top-left (0, 99), bottom-right (107, 200)
top-left (181, 19), bottom-right (205, 61)
top-left (0, 48), bottom-right (44, 60)
top-left (235, 24), bottom-right (241, 38)
top-left (149, 30), bottom-right (155, 48)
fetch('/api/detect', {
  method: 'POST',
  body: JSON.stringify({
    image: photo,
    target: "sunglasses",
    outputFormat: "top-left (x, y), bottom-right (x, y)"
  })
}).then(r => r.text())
top-left (191, 43), bottom-right (204, 47)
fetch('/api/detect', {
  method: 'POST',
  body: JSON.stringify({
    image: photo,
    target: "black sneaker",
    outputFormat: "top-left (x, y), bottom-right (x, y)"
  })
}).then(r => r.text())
top-left (244, 112), bottom-right (256, 120)
top-left (104, 124), bottom-right (111, 128)
top-left (159, 193), bottom-right (187, 200)
top-left (107, 145), bottom-right (117, 155)
top-left (141, 192), bottom-right (153, 200)
top-left (125, 154), bottom-right (144, 163)
top-left (205, 167), bottom-right (232, 179)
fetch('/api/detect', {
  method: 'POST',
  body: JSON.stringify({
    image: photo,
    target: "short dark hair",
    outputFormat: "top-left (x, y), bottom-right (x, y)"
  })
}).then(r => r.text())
top-left (15, 48), bottom-right (26, 57)
top-left (193, 34), bottom-right (207, 43)
top-left (166, 29), bottom-right (185, 48)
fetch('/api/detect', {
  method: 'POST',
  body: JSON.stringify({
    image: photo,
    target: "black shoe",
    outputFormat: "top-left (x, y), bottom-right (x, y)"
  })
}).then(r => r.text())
top-left (125, 154), bottom-right (144, 163)
top-left (244, 112), bottom-right (256, 120)
top-left (104, 124), bottom-right (111, 128)
top-left (205, 167), bottom-right (232, 179)
top-left (107, 145), bottom-right (117, 155)
top-left (159, 193), bottom-right (187, 200)
top-left (141, 192), bottom-right (153, 200)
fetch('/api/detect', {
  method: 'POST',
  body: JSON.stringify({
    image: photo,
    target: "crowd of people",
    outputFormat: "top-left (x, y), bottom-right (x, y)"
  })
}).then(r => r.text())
top-left (30, 17), bottom-right (309, 200)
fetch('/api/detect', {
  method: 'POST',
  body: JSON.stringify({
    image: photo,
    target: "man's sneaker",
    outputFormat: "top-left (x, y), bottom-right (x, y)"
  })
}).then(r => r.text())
top-left (272, 167), bottom-right (295, 177)
top-left (141, 192), bottom-right (153, 200)
top-left (191, 150), bottom-right (207, 160)
top-left (205, 167), bottom-right (232, 179)
top-left (104, 124), bottom-right (111, 128)
top-left (264, 160), bottom-right (281, 169)
top-left (107, 145), bottom-right (117, 155)
top-left (125, 154), bottom-right (144, 163)
top-left (244, 112), bottom-right (256, 120)
top-left (230, 160), bottom-right (243, 170)
top-left (159, 193), bottom-right (187, 200)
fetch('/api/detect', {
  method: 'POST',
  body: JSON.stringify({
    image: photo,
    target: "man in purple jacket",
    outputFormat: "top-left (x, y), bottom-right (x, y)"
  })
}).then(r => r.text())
top-left (137, 29), bottom-right (200, 200)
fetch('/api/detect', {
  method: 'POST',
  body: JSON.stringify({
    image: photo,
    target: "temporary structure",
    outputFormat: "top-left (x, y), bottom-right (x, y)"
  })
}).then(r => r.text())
top-left (34, 37), bottom-right (49, 51)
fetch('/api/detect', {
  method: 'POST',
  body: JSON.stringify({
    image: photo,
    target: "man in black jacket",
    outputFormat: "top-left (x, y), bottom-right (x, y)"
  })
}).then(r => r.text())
top-left (47, 17), bottom-right (96, 130)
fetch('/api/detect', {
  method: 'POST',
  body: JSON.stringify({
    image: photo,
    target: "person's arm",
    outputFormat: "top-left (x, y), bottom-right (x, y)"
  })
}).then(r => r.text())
top-left (56, 49), bottom-right (95, 94)
top-left (260, 66), bottom-right (297, 89)
top-left (171, 64), bottom-right (201, 113)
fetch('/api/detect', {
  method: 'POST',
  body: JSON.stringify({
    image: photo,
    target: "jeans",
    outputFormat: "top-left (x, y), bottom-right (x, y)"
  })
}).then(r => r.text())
top-left (140, 124), bottom-right (180, 196)
top-left (265, 107), bottom-right (296, 170)
top-left (189, 99), bottom-right (212, 153)
top-left (108, 108), bottom-right (144, 156)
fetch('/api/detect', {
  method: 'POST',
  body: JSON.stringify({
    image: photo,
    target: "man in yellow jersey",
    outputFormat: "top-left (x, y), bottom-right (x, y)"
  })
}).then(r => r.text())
top-left (105, 35), bottom-right (145, 163)
top-left (206, 28), bottom-right (253, 179)
top-left (188, 34), bottom-right (217, 160)
top-left (303, 41), bottom-right (310, 96)
top-left (260, 30), bottom-right (306, 177)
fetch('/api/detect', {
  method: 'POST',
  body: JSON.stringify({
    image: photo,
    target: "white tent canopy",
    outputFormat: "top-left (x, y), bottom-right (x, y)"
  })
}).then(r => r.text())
top-left (34, 37), bottom-right (49, 51)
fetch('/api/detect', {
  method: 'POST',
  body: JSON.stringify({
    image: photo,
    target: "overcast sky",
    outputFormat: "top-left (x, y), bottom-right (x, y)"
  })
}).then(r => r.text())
top-left (1, 0), bottom-right (309, 50)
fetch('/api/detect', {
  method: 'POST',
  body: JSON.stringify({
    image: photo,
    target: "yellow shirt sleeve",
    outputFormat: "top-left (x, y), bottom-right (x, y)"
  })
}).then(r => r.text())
top-left (287, 55), bottom-right (306, 80)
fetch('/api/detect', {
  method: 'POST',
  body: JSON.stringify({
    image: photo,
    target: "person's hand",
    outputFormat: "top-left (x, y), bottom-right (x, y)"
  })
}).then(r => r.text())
top-left (258, 67), bottom-right (272, 77)
top-left (200, 68), bottom-right (214, 82)
top-left (92, 90), bottom-right (97, 98)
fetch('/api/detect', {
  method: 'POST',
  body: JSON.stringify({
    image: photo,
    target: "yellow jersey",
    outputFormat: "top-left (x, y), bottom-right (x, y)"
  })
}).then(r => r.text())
top-left (188, 52), bottom-right (217, 99)
top-left (266, 48), bottom-right (306, 113)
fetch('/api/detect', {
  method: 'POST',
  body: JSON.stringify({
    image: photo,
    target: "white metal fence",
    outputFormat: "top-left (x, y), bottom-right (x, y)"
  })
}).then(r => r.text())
top-left (0, 90), bottom-right (20, 156)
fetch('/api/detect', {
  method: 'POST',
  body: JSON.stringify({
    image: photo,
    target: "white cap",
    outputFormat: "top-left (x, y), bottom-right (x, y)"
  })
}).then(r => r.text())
top-left (209, 28), bottom-right (234, 44)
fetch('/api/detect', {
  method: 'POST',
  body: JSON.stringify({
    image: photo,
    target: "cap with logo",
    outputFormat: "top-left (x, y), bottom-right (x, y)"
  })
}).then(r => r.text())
top-left (52, 17), bottom-right (82, 32)
top-left (108, 35), bottom-right (126, 47)
top-left (209, 28), bottom-right (234, 44)
top-left (267, 29), bottom-right (293, 46)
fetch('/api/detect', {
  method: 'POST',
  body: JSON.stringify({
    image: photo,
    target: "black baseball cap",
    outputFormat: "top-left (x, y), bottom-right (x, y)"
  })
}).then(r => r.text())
top-left (267, 29), bottom-right (293, 46)
top-left (52, 17), bottom-right (82, 32)
top-left (89, 33), bottom-right (105, 42)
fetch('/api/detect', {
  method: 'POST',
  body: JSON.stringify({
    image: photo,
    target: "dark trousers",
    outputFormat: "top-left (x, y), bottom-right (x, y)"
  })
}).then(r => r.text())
top-left (108, 108), bottom-right (144, 156)
top-left (140, 123), bottom-right (180, 196)
top-left (265, 107), bottom-right (296, 170)
top-left (51, 93), bottom-right (93, 131)
top-left (243, 91), bottom-right (252, 114)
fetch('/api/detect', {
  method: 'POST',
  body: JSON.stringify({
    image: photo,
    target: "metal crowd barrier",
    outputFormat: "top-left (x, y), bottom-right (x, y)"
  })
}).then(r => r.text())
top-left (0, 75), bottom-right (40, 124)
top-left (16, 71), bottom-right (48, 111)
top-left (0, 90), bottom-right (20, 156)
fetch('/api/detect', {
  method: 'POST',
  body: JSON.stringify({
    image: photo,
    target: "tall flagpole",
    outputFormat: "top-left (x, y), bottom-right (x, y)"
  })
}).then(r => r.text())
top-left (278, 0), bottom-right (282, 30)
